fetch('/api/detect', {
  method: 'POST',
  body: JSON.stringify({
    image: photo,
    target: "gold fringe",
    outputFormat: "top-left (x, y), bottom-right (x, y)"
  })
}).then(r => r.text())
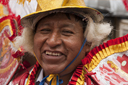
top-left (85, 40), bottom-right (128, 72)
top-left (76, 66), bottom-right (86, 85)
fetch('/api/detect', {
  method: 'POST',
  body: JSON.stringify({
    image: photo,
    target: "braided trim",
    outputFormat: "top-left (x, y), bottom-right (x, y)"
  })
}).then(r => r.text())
top-left (26, 61), bottom-right (40, 85)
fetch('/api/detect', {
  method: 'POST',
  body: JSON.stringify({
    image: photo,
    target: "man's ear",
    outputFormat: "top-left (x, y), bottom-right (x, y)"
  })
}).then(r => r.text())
top-left (84, 42), bottom-right (92, 56)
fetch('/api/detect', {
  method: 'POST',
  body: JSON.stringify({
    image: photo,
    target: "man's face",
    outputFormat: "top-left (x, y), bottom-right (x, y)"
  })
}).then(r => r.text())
top-left (34, 13), bottom-right (89, 76)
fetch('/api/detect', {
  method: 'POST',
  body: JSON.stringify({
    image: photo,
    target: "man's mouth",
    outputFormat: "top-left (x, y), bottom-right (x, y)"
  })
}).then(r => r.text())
top-left (45, 51), bottom-right (62, 56)
top-left (42, 50), bottom-right (66, 64)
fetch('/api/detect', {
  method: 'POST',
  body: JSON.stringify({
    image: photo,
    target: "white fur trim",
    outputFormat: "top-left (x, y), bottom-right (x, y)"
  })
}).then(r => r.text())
top-left (14, 27), bottom-right (34, 54)
top-left (84, 15), bottom-right (113, 48)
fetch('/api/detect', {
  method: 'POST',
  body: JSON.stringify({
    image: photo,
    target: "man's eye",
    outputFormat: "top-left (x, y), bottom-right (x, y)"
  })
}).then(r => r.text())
top-left (40, 29), bottom-right (51, 33)
top-left (63, 31), bottom-right (73, 33)
top-left (41, 29), bottom-right (50, 31)
top-left (62, 30), bottom-right (74, 35)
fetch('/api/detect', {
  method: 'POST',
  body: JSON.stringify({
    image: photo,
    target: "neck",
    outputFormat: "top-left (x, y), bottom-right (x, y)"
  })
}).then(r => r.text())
top-left (60, 71), bottom-right (74, 85)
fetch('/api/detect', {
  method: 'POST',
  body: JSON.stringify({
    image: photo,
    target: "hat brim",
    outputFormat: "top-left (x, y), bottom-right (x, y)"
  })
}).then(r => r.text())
top-left (21, 6), bottom-right (103, 29)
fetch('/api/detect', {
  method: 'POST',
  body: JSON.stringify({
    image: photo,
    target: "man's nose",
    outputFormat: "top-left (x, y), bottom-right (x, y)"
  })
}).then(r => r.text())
top-left (46, 32), bottom-right (62, 48)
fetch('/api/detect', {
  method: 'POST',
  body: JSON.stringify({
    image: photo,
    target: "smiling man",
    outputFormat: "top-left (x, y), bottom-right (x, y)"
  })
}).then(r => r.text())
top-left (33, 13), bottom-right (89, 84)
top-left (9, 0), bottom-right (112, 85)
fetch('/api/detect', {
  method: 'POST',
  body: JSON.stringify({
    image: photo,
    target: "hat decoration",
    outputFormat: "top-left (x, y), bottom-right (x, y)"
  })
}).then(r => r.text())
top-left (20, 0), bottom-right (103, 28)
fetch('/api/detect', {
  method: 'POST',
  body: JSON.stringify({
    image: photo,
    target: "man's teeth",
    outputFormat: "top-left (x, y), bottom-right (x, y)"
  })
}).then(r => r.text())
top-left (46, 51), bottom-right (61, 56)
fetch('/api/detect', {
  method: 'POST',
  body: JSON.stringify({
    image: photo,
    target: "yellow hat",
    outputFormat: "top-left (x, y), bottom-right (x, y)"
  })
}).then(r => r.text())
top-left (21, 0), bottom-right (103, 28)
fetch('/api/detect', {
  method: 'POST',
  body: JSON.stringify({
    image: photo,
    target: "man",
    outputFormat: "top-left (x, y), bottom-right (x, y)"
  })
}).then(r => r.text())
top-left (9, 0), bottom-right (112, 85)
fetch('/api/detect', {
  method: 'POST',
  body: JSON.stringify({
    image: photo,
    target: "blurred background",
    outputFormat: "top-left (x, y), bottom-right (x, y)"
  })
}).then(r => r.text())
top-left (85, 0), bottom-right (128, 40)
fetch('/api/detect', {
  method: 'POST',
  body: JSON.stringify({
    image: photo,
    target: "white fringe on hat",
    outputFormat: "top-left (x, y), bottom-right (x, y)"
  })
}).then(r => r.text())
top-left (84, 15), bottom-right (113, 48)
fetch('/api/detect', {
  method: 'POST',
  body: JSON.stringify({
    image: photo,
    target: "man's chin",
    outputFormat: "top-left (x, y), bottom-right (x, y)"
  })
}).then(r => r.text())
top-left (43, 66), bottom-right (63, 75)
